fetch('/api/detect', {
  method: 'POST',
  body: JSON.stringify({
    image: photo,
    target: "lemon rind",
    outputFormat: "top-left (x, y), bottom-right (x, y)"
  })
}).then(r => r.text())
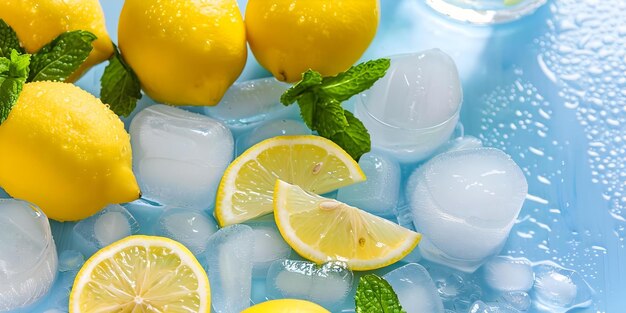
top-left (69, 235), bottom-right (210, 313)
top-left (215, 135), bottom-right (366, 227)
top-left (273, 179), bottom-right (421, 271)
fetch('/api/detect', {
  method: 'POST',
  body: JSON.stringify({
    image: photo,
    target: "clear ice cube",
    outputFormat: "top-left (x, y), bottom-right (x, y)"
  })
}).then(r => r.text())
top-left (130, 104), bottom-right (234, 210)
top-left (468, 301), bottom-right (521, 313)
top-left (266, 259), bottom-right (353, 311)
top-left (156, 209), bottom-right (218, 256)
top-left (248, 223), bottom-right (291, 277)
top-left (57, 250), bottom-right (84, 273)
top-left (0, 199), bottom-right (57, 311)
top-left (383, 263), bottom-right (444, 313)
top-left (337, 151), bottom-right (401, 216)
top-left (354, 49), bottom-right (462, 162)
top-left (407, 148), bottom-right (528, 272)
top-left (237, 119), bottom-right (311, 154)
top-left (206, 224), bottom-right (254, 313)
top-left (500, 291), bottom-right (531, 311)
top-left (482, 256), bottom-right (534, 292)
top-left (72, 204), bottom-right (139, 256)
top-left (532, 261), bottom-right (593, 312)
top-left (204, 78), bottom-right (298, 132)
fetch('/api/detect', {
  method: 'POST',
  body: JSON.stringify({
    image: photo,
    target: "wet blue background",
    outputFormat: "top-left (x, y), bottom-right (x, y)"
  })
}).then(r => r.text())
top-left (9, 0), bottom-right (625, 312)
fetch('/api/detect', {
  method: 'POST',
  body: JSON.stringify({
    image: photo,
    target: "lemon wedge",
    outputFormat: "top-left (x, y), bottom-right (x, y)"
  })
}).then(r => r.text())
top-left (273, 180), bottom-right (421, 271)
top-left (69, 235), bottom-right (210, 313)
top-left (215, 135), bottom-right (365, 226)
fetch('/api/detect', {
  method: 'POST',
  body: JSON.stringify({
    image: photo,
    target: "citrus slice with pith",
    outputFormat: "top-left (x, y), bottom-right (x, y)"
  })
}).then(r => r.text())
top-left (273, 179), bottom-right (421, 271)
top-left (215, 135), bottom-right (365, 226)
top-left (69, 235), bottom-right (210, 313)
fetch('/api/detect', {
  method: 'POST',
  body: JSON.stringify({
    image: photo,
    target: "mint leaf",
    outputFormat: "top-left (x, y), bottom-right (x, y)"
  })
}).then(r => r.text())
top-left (0, 50), bottom-right (30, 124)
top-left (314, 98), bottom-right (349, 138)
top-left (280, 70), bottom-right (323, 105)
top-left (0, 19), bottom-right (24, 58)
top-left (298, 92), bottom-right (317, 128)
top-left (355, 274), bottom-right (405, 313)
top-left (330, 111), bottom-right (371, 160)
top-left (100, 45), bottom-right (142, 117)
top-left (28, 30), bottom-right (96, 82)
top-left (320, 59), bottom-right (390, 102)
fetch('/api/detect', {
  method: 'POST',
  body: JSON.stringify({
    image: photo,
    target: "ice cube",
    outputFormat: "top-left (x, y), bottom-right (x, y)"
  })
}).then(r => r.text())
top-left (354, 49), bottom-right (462, 162)
top-left (156, 209), bottom-right (218, 256)
top-left (408, 148), bottom-right (528, 272)
top-left (468, 301), bottom-right (521, 313)
top-left (204, 78), bottom-right (298, 132)
top-left (206, 224), bottom-right (254, 313)
top-left (425, 261), bottom-right (482, 311)
top-left (383, 263), bottom-right (444, 313)
top-left (532, 261), bottom-right (593, 312)
top-left (73, 204), bottom-right (139, 256)
top-left (483, 256), bottom-right (534, 292)
top-left (266, 259), bottom-right (353, 311)
top-left (58, 250), bottom-right (84, 273)
top-left (337, 151), bottom-right (401, 216)
top-left (0, 199), bottom-right (57, 311)
top-left (237, 119), bottom-right (311, 154)
top-left (130, 104), bottom-right (234, 210)
top-left (438, 136), bottom-right (483, 154)
top-left (123, 199), bottom-right (165, 235)
top-left (500, 291), bottom-right (531, 311)
top-left (248, 223), bottom-right (291, 277)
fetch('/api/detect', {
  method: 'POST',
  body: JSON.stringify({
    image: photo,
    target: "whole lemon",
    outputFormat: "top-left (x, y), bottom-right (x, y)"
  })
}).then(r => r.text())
top-left (241, 299), bottom-right (330, 313)
top-left (0, 82), bottom-right (140, 221)
top-left (245, 0), bottom-right (380, 82)
top-left (0, 0), bottom-right (114, 82)
top-left (118, 0), bottom-right (247, 106)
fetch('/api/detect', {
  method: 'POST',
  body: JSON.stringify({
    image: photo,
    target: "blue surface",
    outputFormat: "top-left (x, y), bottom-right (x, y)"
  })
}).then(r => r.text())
top-left (9, 0), bottom-right (625, 312)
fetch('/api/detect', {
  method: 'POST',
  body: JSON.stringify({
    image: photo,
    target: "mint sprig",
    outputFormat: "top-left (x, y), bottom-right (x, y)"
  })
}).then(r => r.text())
top-left (0, 20), bottom-right (24, 58)
top-left (355, 274), bottom-right (405, 313)
top-left (281, 59), bottom-right (390, 160)
top-left (28, 30), bottom-right (96, 82)
top-left (0, 50), bottom-right (31, 124)
top-left (100, 45), bottom-right (142, 117)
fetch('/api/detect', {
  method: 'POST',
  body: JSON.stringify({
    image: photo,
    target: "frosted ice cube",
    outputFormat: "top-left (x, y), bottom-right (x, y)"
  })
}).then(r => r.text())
top-left (468, 301), bottom-right (520, 313)
top-left (248, 224), bottom-right (291, 277)
top-left (354, 49), bottom-right (462, 162)
top-left (483, 256), bottom-right (534, 292)
top-left (532, 261), bottom-right (593, 312)
top-left (237, 119), bottom-right (311, 154)
top-left (267, 259), bottom-right (353, 311)
top-left (408, 148), bottom-right (528, 272)
top-left (156, 209), bottom-right (218, 256)
top-left (337, 151), bottom-right (401, 216)
top-left (130, 104), bottom-right (234, 210)
top-left (204, 78), bottom-right (298, 132)
top-left (206, 224), bottom-right (254, 313)
top-left (500, 291), bottom-right (531, 311)
top-left (0, 199), bottom-right (57, 311)
top-left (383, 263), bottom-right (444, 313)
top-left (73, 204), bottom-right (139, 256)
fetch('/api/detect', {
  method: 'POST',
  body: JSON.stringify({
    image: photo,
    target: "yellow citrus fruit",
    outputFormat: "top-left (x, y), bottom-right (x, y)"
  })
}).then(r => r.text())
top-left (274, 180), bottom-right (421, 271)
top-left (69, 235), bottom-right (211, 313)
top-left (241, 299), bottom-right (330, 313)
top-left (0, 0), bottom-right (114, 82)
top-left (118, 0), bottom-right (247, 106)
top-left (215, 135), bottom-right (365, 227)
top-left (245, 0), bottom-right (380, 82)
top-left (0, 82), bottom-right (140, 221)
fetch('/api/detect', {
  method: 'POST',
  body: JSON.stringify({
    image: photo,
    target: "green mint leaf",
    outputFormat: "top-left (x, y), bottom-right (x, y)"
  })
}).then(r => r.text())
top-left (330, 111), bottom-right (371, 161)
top-left (0, 19), bottom-right (24, 58)
top-left (314, 98), bottom-right (349, 138)
top-left (280, 69), bottom-right (323, 105)
top-left (28, 30), bottom-right (96, 82)
top-left (0, 50), bottom-right (30, 124)
top-left (320, 58), bottom-right (390, 102)
top-left (355, 274), bottom-right (405, 313)
top-left (100, 45), bottom-right (142, 117)
top-left (298, 92), bottom-right (317, 129)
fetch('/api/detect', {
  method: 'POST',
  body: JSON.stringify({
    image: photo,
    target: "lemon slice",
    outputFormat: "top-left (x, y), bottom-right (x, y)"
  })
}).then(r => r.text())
top-left (273, 180), bottom-right (421, 271)
top-left (215, 135), bottom-right (365, 226)
top-left (69, 235), bottom-right (210, 313)
top-left (241, 299), bottom-right (330, 313)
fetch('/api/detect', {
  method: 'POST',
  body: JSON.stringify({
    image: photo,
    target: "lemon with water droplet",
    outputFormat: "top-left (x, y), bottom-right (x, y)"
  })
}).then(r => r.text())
top-left (0, 82), bottom-right (140, 221)
top-left (0, 0), bottom-right (114, 82)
